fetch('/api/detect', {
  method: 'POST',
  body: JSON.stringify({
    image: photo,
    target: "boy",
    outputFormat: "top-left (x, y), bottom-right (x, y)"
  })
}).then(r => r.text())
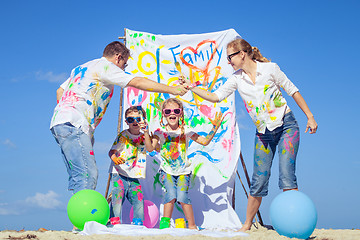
top-left (108, 106), bottom-right (148, 225)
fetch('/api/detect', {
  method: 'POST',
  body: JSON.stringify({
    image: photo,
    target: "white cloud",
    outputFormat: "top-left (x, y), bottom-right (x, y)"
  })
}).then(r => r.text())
top-left (1, 139), bottom-right (16, 149)
top-left (0, 207), bottom-right (20, 215)
top-left (0, 202), bottom-right (21, 216)
top-left (25, 191), bottom-right (62, 209)
top-left (0, 190), bottom-right (64, 215)
top-left (35, 70), bottom-right (67, 83)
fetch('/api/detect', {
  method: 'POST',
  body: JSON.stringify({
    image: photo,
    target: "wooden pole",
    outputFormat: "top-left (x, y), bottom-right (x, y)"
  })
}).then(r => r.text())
top-left (104, 173), bottom-right (111, 199)
top-left (236, 170), bottom-right (260, 225)
top-left (232, 178), bottom-right (236, 209)
top-left (104, 29), bottom-right (127, 200)
top-left (239, 152), bottom-right (264, 226)
top-left (236, 170), bottom-right (249, 198)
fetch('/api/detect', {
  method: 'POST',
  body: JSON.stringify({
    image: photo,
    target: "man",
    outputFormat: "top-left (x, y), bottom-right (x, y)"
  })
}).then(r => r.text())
top-left (50, 41), bottom-right (188, 194)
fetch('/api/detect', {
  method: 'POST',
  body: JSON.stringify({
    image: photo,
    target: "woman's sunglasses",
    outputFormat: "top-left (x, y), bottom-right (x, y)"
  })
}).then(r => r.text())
top-left (163, 108), bottom-right (182, 116)
top-left (126, 117), bottom-right (141, 123)
top-left (227, 51), bottom-right (241, 62)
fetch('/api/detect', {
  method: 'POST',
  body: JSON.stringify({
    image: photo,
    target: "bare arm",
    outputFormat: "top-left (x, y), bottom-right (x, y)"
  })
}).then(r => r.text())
top-left (190, 87), bottom-right (220, 103)
top-left (143, 130), bottom-right (159, 152)
top-left (127, 77), bottom-right (188, 96)
top-left (56, 87), bottom-right (64, 103)
top-left (138, 120), bottom-right (159, 152)
top-left (178, 75), bottom-right (219, 102)
top-left (292, 91), bottom-right (318, 134)
top-left (191, 112), bottom-right (224, 146)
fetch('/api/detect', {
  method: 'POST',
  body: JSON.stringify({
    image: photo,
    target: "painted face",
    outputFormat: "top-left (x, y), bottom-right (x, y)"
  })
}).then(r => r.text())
top-left (125, 111), bottom-right (142, 134)
top-left (226, 47), bottom-right (243, 71)
top-left (163, 102), bottom-right (182, 128)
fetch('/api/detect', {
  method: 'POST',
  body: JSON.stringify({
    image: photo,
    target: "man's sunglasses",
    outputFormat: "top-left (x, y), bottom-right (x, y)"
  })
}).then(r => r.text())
top-left (117, 53), bottom-right (128, 70)
top-left (126, 117), bottom-right (141, 123)
top-left (163, 108), bottom-right (182, 116)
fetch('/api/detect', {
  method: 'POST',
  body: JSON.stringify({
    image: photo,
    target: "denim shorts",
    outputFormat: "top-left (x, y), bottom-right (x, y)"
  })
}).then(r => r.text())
top-left (160, 170), bottom-right (191, 204)
top-left (110, 173), bottom-right (144, 221)
top-left (250, 111), bottom-right (300, 197)
top-left (51, 122), bottom-right (97, 193)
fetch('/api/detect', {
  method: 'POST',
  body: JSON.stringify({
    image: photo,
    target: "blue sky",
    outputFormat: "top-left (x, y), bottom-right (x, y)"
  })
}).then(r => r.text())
top-left (1, 0), bottom-right (359, 231)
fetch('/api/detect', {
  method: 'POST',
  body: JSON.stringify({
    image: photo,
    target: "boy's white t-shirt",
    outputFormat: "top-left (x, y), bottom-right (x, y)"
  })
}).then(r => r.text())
top-left (154, 126), bottom-right (195, 176)
top-left (108, 130), bottom-right (147, 179)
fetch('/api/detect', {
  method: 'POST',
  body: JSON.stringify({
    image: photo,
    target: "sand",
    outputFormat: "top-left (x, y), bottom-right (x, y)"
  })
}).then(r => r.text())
top-left (1, 225), bottom-right (360, 240)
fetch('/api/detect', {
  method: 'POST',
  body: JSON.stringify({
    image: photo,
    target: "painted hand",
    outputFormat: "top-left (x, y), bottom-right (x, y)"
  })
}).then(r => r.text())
top-left (273, 92), bottom-right (285, 108)
top-left (178, 75), bottom-right (191, 89)
top-left (111, 153), bottom-right (126, 165)
top-left (209, 112), bottom-right (224, 128)
top-left (172, 85), bottom-right (188, 96)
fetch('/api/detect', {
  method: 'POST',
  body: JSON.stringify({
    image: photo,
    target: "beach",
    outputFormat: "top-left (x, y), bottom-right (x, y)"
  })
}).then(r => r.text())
top-left (1, 225), bottom-right (359, 240)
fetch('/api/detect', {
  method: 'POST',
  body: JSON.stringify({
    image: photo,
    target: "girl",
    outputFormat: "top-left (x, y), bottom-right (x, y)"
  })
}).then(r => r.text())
top-left (180, 38), bottom-right (318, 231)
top-left (143, 98), bottom-right (224, 229)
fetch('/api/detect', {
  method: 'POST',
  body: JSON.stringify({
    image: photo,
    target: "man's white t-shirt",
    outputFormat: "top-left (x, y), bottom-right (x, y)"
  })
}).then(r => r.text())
top-left (50, 57), bottom-right (133, 137)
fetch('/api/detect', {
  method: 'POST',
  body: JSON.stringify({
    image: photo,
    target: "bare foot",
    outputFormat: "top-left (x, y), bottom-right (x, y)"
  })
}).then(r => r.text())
top-left (72, 226), bottom-right (80, 233)
top-left (237, 223), bottom-right (251, 232)
top-left (188, 225), bottom-right (198, 230)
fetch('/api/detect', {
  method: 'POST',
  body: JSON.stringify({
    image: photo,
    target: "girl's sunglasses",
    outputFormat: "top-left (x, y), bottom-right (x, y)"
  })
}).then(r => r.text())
top-left (163, 108), bottom-right (182, 116)
top-left (126, 117), bottom-right (141, 123)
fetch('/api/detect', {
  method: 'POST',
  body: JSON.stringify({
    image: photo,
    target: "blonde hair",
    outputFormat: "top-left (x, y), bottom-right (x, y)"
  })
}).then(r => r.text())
top-left (227, 39), bottom-right (270, 62)
top-left (161, 98), bottom-right (185, 135)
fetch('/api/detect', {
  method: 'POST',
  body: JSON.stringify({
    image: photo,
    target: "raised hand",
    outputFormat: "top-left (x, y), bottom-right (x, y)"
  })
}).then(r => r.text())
top-left (192, 111), bottom-right (225, 146)
top-left (209, 112), bottom-right (225, 129)
top-left (139, 120), bottom-right (149, 132)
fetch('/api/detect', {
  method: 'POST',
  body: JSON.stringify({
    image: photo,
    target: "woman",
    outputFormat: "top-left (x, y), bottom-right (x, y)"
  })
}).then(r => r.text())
top-left (180, 38), bottom-right (318, 231)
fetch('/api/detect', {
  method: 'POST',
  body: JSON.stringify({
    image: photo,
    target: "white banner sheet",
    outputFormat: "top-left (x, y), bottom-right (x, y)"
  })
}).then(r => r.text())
top-left (121, 28), bottom-right (242, 229)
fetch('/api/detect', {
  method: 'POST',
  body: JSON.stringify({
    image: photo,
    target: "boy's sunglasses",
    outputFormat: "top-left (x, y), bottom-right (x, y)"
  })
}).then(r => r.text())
top-left (126, 117), bottom-right (141, 123)
top-left (163, 108), bottom-right (182, 116)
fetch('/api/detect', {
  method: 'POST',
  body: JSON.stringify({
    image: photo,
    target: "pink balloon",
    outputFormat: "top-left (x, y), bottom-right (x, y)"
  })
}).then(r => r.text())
top-left (129, 200), bottom-right (159, 228)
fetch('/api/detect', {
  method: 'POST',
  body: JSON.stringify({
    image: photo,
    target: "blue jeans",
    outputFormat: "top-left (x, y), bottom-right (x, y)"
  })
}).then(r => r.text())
top-left (250, 111), bottom-right (300, 197)
top-left (160, 170), bottom-right (191, 204)
top-left (51, 123), bottom-right (98, 193)
top-left (110, 173), bottom-right (144, 221)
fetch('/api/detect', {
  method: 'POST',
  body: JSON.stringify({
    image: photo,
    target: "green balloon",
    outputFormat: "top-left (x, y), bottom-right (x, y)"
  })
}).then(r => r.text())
top-left (67, 189), bottom-right (110, 230)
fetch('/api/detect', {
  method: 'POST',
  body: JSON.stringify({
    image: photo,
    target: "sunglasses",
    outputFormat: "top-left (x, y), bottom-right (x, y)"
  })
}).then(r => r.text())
top-left (117, 54), bottom-right (128, 70)
top-left (126, 117), bottom-right (141, 123)
top-left (163, 108), bottom-right (182, 116)
top-left (227, 50), bottom-right (241, 62)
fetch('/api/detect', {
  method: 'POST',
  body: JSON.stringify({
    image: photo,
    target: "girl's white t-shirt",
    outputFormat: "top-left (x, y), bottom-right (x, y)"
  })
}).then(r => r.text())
top-left (154, 126), bottom-right (195, 176)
